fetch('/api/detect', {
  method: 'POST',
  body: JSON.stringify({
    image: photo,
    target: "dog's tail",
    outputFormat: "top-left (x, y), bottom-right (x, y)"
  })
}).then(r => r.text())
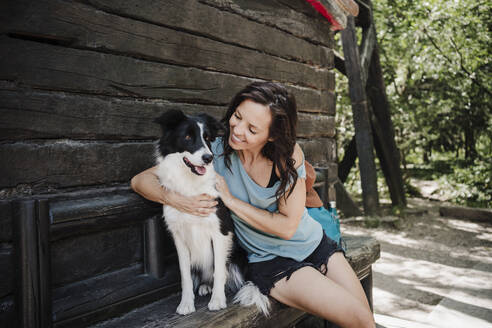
top-left (227, 264), bottom-right (270, 316)
top-left (233, 281), bottom-right (271, 316)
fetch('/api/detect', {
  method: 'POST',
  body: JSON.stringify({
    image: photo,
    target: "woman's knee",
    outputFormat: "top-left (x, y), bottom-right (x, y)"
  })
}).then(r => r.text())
top-left (350, 305), bottom-right (375, 328)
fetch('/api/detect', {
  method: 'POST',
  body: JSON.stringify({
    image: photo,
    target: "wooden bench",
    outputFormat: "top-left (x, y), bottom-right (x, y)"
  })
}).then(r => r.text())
top-left (90, 235), bottom-right (379, 328)
top-left (1, 170), bottom-right (379, 328)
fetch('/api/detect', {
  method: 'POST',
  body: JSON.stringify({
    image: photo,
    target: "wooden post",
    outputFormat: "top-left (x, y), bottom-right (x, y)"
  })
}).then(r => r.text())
top-left (366, 46), bottom-right (407, 207)
top-left (13, 199), bottom-right (52, 328)
top-left (341, 16), bottom-right (379, 215)
top-left (144, 215), bottom-right (166, 278)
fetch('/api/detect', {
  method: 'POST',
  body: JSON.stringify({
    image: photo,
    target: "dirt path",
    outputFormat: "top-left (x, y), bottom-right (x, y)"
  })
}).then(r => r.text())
top-left (341, 197), bottom-right (492, 327)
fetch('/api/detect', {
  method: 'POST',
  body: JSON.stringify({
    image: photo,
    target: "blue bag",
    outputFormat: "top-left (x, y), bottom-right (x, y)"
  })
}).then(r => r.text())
top-left (307, 203), bottom-right (343, 249)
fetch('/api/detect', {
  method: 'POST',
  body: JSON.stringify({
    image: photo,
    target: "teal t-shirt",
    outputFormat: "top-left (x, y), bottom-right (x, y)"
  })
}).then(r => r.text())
top-left (212, 138), bottom-right (323, 263)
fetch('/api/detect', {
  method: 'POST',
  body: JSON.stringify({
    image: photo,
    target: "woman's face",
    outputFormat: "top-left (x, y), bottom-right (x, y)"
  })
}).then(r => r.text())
top-left (228, 99), bottom-right (272, 153)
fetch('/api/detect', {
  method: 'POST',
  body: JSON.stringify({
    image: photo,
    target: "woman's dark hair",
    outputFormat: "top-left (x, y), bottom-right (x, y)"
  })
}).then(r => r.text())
top-left (221, 81), bottom-right (299, 200)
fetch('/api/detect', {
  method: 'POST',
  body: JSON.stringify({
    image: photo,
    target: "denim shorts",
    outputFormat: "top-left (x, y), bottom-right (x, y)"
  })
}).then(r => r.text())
top-left (246, 234), bottom-right (345, 295)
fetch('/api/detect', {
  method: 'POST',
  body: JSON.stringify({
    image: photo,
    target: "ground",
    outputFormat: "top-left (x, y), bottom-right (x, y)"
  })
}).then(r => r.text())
top-left (342, 193), bottom-right (492, 328)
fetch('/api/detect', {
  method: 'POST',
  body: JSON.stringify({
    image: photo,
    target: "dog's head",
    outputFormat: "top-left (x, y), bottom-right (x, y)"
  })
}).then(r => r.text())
top-left (154, 110), bottom-right (223, 176)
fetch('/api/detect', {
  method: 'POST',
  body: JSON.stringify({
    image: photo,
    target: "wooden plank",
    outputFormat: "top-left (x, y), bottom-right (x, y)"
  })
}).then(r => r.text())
top-left (0, 37), bottom-right (333, 112)
top-left (50, 192), bottom-right (160, 225)
top-left (51, 224), bottom-right (143, 286)
top-left (366, 47), bottom-right (407, 207)
top-left (49, 192), bottom-right (163, 242)
top-left (0, 88), bottom-right (335, 141)
top-left (0, 141), bottom-right (155, 189)
top-left (341, 17), bottom-right (379, 215)
top-left (359, 24), bottom-right (376, 87)
top-left (439, 206), bottom-right (492, 222)
top-left (198, 0), bottom-right (334, 49)
top-left (1, 0), bottom-right (333, 90)
top-left (91, 236), bottom-right (379, 328)
top-left (79, 0), bottom-right (334, 68)
top-left (52, 264), bottom-right (180, 326)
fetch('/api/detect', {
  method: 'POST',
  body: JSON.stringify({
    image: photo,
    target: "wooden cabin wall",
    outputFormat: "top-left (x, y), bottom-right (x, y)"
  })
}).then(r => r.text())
top-left (0, 0), bottom-right (336, 324)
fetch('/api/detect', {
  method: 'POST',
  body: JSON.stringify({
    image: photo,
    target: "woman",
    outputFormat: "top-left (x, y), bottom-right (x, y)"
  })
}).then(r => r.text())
top-left (131, 82), bottom-right (375, 328)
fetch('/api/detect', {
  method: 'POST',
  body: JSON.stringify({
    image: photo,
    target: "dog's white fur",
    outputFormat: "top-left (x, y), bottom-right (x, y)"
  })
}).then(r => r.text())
top-left (155, 121), bottom-right (270, 316)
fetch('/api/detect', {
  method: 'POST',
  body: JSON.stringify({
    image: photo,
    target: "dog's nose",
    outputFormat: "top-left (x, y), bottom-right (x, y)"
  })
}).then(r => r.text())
top-left (202, 154), bottom-right (213, 164)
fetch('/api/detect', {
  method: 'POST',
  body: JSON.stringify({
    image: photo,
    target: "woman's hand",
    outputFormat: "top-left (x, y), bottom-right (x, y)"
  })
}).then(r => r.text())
top-left (215, 173), bottom-right (234, 207)
top-left (166, 190), bottom-right (218, 217)
top-left (131, 166), bottom-right (217, 217)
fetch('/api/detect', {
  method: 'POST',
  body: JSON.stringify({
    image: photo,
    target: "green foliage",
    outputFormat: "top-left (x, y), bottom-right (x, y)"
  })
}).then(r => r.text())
top-left (336, 0), bottom-right (491, 208)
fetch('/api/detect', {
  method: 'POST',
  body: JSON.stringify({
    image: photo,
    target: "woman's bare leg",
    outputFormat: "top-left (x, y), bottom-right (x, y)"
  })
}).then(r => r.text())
top-left (325, 252), bottom-right (372, 310)
top-left (269, 265), bottom-right (374, 328)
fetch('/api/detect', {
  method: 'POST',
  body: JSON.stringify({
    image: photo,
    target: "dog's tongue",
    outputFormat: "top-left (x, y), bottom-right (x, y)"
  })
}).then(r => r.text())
top-left (196, 166), bottom-right (206, 175)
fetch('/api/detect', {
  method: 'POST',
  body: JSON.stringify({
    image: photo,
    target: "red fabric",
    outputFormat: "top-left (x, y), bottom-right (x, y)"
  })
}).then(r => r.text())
top-left (305, 0), bottom-right (343, 31)
top-left (305, 160), bottom-right (324, 208)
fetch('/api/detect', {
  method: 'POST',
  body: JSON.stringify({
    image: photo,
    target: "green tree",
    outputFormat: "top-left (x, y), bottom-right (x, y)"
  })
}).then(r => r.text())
top-left (336, 0), bottom-right (491, 207)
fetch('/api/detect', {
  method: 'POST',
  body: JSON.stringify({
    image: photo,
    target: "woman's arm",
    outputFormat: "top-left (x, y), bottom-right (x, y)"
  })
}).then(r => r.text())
top-left (131, 166), bottom-right (217, 216)
top-left (215, 144), bottom-right (306, 240)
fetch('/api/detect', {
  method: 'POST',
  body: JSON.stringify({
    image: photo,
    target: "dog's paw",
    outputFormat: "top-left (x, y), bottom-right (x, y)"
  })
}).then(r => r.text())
top-left (176, 298), bottom-right (195, 315)
top-left (208, 294), bottom-right (227, 311)
top-left (198, 284), bottom-right (212, 296)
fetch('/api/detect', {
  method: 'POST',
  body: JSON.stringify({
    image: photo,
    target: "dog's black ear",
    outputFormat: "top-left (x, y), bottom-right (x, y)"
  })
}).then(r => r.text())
top-left (154, 110), bottom-right (187, 133)
top-left (198, 113), bottom-right (224, 140)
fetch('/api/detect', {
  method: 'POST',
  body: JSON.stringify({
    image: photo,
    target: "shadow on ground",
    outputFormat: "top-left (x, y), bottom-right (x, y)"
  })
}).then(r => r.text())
top-left (341, 197), bottom-right (492, 327)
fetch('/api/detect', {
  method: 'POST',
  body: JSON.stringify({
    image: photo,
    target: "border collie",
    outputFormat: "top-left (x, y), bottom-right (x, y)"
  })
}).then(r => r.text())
top-left (154, 110), bottom-right (269, 316)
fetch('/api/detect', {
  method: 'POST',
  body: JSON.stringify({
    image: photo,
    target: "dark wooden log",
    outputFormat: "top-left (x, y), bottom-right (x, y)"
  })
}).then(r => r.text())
top-left (298, 138), bottom-right (337, 166)
top-left (341, 17), bottom-right (379, 215)
top-left (338, 136), bottom-right (357, 183)
top-left (0, 87), bottom-right (334, 141)
top-left (439, 206), bottom-right (492, 222)
top-left (0, 37), bottom-right (333, 112)
top-left (79, 0), bottom-right (333, 68)
top-left (0, 86), bottom-right (225, 141)
top-left (198, 0), bottom-right (335, 49)
top-left (1, 0), bottom-right (333, 91)
top-left (0, 141), bottom-right (155, 190)
top-left (366, 47), bottom-right (407, 207)
top-left (0, 137), bottom-right (336, 191)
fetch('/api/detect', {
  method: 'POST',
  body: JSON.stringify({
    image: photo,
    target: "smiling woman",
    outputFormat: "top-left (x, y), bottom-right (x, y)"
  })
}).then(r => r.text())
top-left (131, 82), bottom-right (375, 328)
